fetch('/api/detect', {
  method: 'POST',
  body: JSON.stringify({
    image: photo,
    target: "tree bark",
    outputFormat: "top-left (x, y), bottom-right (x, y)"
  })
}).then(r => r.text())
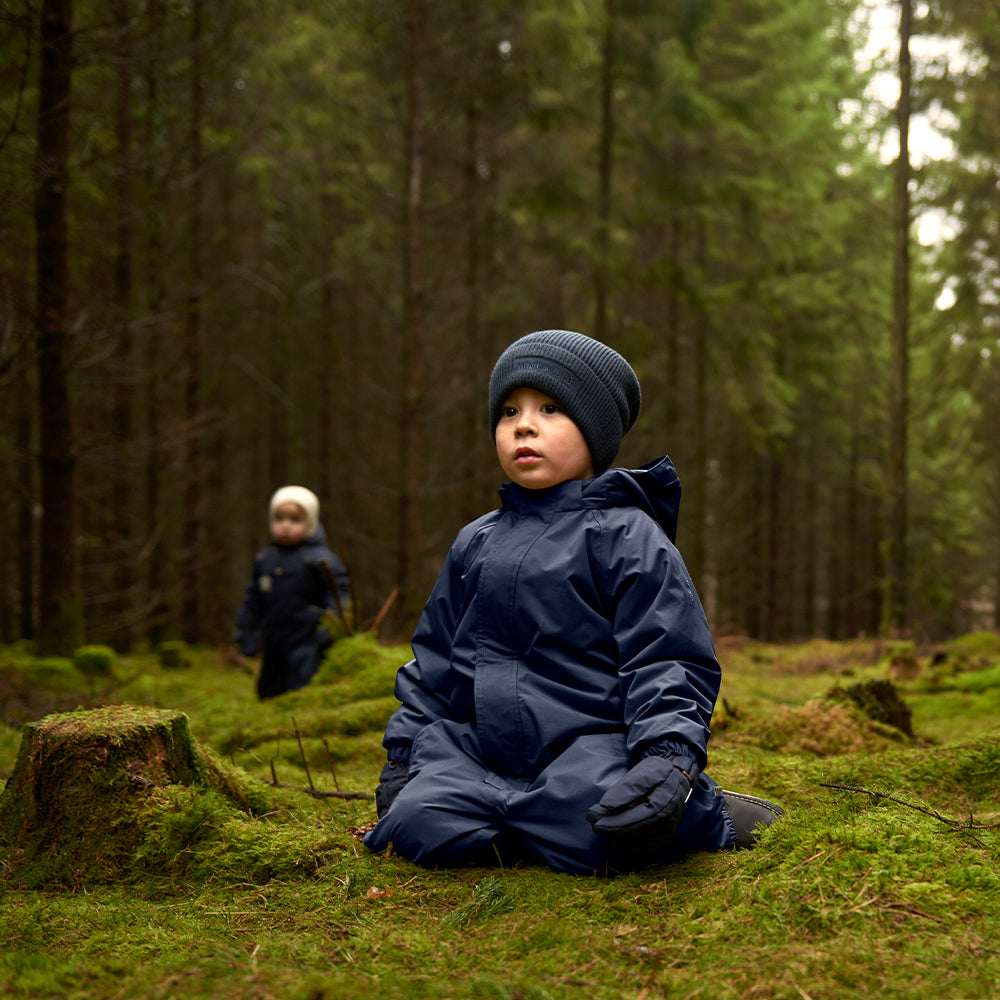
top-left (35, 0), bottom-right (82, 654)
top-left (142, 0), bottom-right (169, 646)
top-left (397, 0), bottom-right (427, 620)
top-left (460, 3), bottom-right (483, 523)
top-left (594, 0), bottom-right (616, 342)
top-left (888, 0), bottom-right (912, 632)
top-left (16, 373), bottom-right (35, 640)
top-left (181, 0), bottom-right (204, 641)
top-left (112, 0), bottom-right (135, 650)
top-left (690, 221), bottom-right (707, 593)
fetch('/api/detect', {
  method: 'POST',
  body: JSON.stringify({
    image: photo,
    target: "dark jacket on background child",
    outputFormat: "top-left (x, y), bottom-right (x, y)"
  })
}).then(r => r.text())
top-left (235, 523), bottom-right (350, 700)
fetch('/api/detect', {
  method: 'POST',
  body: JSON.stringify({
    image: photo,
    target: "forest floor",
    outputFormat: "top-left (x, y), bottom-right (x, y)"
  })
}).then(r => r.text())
top-left (1, 630), bottom-right (999, 1000)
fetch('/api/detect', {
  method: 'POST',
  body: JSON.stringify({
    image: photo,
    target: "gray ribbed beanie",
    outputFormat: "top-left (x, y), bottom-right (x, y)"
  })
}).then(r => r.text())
top-left (489, 330), bottom-right (641, 474)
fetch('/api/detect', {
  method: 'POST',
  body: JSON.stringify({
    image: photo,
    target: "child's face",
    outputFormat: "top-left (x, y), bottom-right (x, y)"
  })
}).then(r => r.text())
top-left (271, 502), bottom-right (310, 546)
top-left (495, 387), bottom-right (594, 489)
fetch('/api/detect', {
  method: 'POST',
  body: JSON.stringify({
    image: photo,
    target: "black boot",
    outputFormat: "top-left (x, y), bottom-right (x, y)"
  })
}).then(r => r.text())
top-left (721, 790), bottom-right (785, 848)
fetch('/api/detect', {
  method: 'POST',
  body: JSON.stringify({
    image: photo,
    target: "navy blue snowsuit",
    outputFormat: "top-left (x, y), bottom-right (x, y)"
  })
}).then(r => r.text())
top-left (235, 525), bottom-right (351, 700)
top-left (364, 457), bottom-right (737, 874)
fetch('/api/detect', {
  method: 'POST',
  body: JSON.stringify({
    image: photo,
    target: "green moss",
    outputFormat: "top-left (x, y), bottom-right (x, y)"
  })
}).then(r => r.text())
top-left (827, 678), bottom-right (913, 736)
top-left (24, 656), bottom-right (82, 691)
top-left (1, 636), bottom-right (1000, 999)
top-left (157, 640), bottom-right (192, 669)
top-left (946, 629), bottom-right (1000, 662)
top-left (314, 632), bottom-right (409, 686)
top-left (193, 744), bottom-right (274, 815)
top-left (73, 644), bottom-right (118, 678)
top-left (0, 705), bottom-right (291, 887)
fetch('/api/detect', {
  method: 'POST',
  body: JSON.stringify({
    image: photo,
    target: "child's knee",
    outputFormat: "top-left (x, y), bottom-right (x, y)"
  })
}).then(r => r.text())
top-left (368, 800), bottom-right (502, 868)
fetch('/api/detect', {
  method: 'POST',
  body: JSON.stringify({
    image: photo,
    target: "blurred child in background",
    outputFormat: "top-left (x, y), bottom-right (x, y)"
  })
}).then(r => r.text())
top-left (234, 485), bottom-right (350, 700)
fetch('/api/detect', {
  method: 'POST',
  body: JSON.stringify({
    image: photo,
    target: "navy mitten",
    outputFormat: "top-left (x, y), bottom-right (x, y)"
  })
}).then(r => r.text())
top-left (374, 760), bottom-right (409, 818)
top-left (234, 630), bottom-right (259, 657)
top-left (586, 752), bottom-right (700, 841)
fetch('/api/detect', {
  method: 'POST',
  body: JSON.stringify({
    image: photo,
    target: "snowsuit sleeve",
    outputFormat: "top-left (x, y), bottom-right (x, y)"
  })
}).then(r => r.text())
top-left (318, 550), bottom-right (351, 611)
top-left (233, 553), bottom-right (266, 654)
top-left (380, 520), bottom-right (486, 763)
top-left (600, 511), bottom-right (720, 769)
top-left (310, 548), bottom-right (351, 620)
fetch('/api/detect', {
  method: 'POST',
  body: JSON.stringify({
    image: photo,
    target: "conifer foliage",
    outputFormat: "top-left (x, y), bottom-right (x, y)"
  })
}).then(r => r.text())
top-left (0, 0), bottom-right (995, 648)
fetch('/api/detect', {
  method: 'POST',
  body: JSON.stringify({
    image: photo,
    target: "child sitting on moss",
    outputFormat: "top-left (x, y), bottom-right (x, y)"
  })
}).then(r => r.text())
top-left (365, 331), bottom-right (783, 874)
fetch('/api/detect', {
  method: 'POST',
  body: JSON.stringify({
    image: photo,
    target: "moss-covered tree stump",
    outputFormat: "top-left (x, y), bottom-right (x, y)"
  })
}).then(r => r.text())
top-left (0, 705), bottom-right (267, 885)
top-left (835, 678), bottom-right (914, 737)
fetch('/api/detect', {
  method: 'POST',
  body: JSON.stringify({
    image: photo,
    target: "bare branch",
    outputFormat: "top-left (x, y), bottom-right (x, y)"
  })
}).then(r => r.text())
top-left (820, 782), bottom-right (1000, 831)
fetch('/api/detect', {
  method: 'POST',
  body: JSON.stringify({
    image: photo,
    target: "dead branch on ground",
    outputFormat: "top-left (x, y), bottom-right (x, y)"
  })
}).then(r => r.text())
top-left (820, 782), bottom-right (1000, 830)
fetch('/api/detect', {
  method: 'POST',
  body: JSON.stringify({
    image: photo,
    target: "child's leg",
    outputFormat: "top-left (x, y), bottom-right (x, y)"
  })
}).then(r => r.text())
top-left (502, 734), bottom-right (626, 874)
top-left (363, 722), bottom-right (507, 868)
top-left (256, 648), bottom-right (288, 700)
top-left (286, 642), bottom-right (321, 690)
top-left (505, 737), bottom-right (738, 874)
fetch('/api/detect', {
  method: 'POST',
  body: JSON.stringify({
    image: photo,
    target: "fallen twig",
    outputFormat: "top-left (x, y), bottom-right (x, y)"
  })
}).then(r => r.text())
top-left (369, 587), bottom-right (399, 636)
top-left (231, 743), bottom-right (374, 801)
top-left (322, 737), bottom-right (342, 791)
top-left (290, 717), bottom-right (314, 790)
top-left (318, 558), bottom-right (355, 636)
top-left (820, 782), bottom-right (1000, 830)
top-left (258, 777), bottom-right (373, 801)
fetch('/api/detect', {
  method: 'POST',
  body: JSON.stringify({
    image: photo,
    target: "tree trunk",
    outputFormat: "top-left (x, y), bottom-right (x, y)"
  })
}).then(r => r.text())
top-left (460, 4), bottom-right (483, 523)
top-left (664, 212), bottom-right (680, 432)
top-left (112, 0), bottom-right (135, 650)
top-left (16, 373), bottom-right (35, 640)
top-left (593, 0), bottom-right (615, 342)
top-left (844, 425), bottom-right (860, 638)
top-left (181, 0), bottom-right (204, 642)
top-left (800, 433), bottom-right (818, 637)
top-left (143, 0), bottom-right (169, 646)
top-left (35, 0), bottom-right (82, 654)
top-left (764, 452), bottom-right (782, 641)
top-left (689, 221), bottom-right (707, 593)
top-left (397, 0), bottom-right (427, 621)
top-left (888, 0), bottom-right (912, 632)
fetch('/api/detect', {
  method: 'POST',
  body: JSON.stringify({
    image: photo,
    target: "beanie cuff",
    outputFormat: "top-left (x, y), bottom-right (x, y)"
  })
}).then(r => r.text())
top-left (488, 331), bottom-right (640, 474)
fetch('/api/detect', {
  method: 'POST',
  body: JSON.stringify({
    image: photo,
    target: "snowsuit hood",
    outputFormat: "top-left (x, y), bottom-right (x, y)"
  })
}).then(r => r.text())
top-left (305, 523), bottom-right (329, 547)
top-left (499, 455), bottom-right (681, 543)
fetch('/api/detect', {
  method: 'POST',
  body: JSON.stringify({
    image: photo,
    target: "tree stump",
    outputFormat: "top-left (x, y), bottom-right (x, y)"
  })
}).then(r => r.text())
top-left (0, 705), bottom-right (200, 881)
top-left (835, 678), bottom-right (914, 737)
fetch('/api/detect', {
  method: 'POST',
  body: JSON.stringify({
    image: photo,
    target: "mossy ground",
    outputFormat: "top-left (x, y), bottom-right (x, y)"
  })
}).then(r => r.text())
top-left (1, 632), bottom-right (998, 999)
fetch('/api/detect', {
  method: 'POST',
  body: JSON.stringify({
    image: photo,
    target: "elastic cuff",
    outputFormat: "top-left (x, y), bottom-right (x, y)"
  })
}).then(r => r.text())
top-left (641, 737), bottom-right (699, 763)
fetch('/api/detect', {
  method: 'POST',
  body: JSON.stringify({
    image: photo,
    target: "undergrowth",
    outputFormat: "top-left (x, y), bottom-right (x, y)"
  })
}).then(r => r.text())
top-left (0, 631), bottom-right (998, 999)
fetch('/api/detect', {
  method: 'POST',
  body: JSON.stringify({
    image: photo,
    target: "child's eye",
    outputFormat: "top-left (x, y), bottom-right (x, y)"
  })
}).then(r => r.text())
top-left (501, 406), bottom-right (518, 418)
top-left (540, 402), bottom-right (561, 415)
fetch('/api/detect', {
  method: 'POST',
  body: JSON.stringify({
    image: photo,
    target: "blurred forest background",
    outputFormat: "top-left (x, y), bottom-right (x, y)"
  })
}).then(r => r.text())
top-left (1, 0), bottom-right (998, 654)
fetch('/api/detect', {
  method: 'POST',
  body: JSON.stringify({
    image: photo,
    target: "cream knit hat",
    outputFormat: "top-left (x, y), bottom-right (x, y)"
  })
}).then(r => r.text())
top-left (269, 485), bottom-right (319, 537)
